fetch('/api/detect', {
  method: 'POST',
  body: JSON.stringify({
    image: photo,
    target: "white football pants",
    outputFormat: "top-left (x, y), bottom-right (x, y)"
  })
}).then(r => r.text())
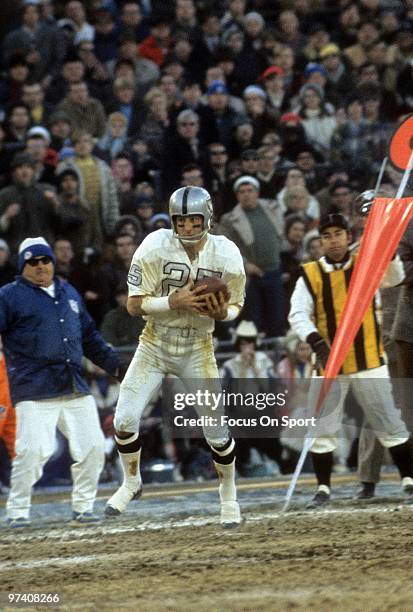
top-left (7, 394), bottom-right (104, 519)
top-left (114, 323), bottom-right (230, 447)
top-left (311, 365), bottom-right (410, 453)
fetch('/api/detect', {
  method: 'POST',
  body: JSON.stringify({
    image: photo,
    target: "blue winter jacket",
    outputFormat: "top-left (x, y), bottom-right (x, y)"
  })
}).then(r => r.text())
top-left (0, 276), bottom-right (120, 404)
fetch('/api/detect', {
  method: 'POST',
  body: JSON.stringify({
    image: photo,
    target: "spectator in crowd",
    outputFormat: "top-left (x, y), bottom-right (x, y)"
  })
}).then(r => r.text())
top-left (278, 112), bottom-right (309, 161)
top-left (4, 103), bottom-right (31, 148)
top-left (239, 149), bottom-right (259, 178)
top-left (92, 7), bottom-right (121, 66)
top-left (220, 320), bottom-right (283, 476)
top-left (53, 237), bottom-right (75, 281)
top-left (0, 152), bottom-right (59, 259)
top-left (114, 215), bottom-right (143, 244)
top-left (2, 236), bottom-right (120, 527)
top-left (259, 65), bottom-right (290, 117)
top-left (75, 39), bottom-right (111, 102)
top-left (21, 81), bottom-right (53, 127)
top-left (138, 15), bottom-right (173, 67)
top-left (115, 30), bottom-right (160, 95)
top-left (294, 147), bottom-right (326, 193)
top-left (148, 213), bottom-right (171, 231)
top-left (119, 2), bottom-right (149, 43)
top-left (24, 128), bottom-right (57, 185)
top-left (0, 239), bottom-right (16, 287)
top-left (205, 142), bottom-right (230, 219)
top-left (0, 55), bottom-right (31, 108)
top-left (111, 153), bottom-right (136, 216)
top-left (134, 197), bottom-right (156, 237)
top-left (319, 43), bottom-right (355, 107)
top-left (228, 119), bottom-right (255, 160)
top-left (202, 80), bottom-right (239, 147)
top-left (161, 109), bottom-right (206, 196)
top-left (327, 181), bottom-right (354, 219)
top-left (64, 0), bottom-right (95, 46)
top-left (57, 81), bottom-right (107, 139)
top-left (188, 12), bottom-right (222, 80)
top-left (3, 1), bottom-right (64, 84)
top-left (277, 166), bottom-right (319, 220)
top-left (181, 164), bottom-right (205, 188)
top-left (302, 23), bottom-right (331, 64)
top-left (344, 21), bottom-right (381, 69)
top-left (283, 185), bottom-right (316, 227)
top-left (256, 143), bottom-right (290, 199)
top-left (55, 169), bottom-right (101, 255)
top-left (57, 130), bottom-right (120, 240)
top-left (295, 84), bottom-right (337, 156)
top-left (45, 54), bottom-right (86, 106)
top-left (97, 112), bottom-right (129, 162)
top-left (107, 77), bottom-right (141, 137)
top-left (100, 282), bottom-right (145, 352)
top-left (138, 86), bottom-right (170, 163)
top-left (243, 85), bottom-right (274, 143)
top-left (217, 175), bottom-right (285, 337)
top-left (303, 232), bottom-right (323, 262)
top-left (98, 233), bottom-right (138, 310)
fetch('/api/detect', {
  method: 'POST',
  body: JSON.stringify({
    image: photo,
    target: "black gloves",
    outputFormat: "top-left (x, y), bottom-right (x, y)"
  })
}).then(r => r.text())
top-left (306, 332), bottom-right (330, 368)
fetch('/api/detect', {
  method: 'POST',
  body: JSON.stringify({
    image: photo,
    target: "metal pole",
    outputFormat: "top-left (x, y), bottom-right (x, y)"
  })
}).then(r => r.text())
top-left (396, 149), bottom-right (413, 199)
top-left (282, 354), bottom-right (317, 512)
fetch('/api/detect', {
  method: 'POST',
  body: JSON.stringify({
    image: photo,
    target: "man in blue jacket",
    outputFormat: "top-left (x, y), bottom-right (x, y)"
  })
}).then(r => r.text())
top-left (1, 237), bottom-right (120, 528)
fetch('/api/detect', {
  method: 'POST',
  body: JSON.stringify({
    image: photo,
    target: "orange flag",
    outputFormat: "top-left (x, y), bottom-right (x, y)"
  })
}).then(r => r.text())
top-left (316, 197), bottom-right (413, 414)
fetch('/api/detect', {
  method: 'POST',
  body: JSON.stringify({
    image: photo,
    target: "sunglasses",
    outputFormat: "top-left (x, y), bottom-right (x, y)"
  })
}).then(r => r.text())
top-left (26, 256), bottom-right (52, 267)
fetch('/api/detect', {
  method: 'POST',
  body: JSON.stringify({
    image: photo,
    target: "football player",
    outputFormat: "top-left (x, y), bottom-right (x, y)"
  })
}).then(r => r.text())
top-left (105, 186), bottom-right (246, 527)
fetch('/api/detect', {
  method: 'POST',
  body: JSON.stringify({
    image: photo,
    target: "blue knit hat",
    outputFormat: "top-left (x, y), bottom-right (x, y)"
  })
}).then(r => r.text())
top-left (18, 237), bottom-right (55, 273)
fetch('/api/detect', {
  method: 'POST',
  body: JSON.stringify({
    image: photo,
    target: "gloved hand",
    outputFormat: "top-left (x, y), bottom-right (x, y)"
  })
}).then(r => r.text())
top-left (306, 332), bottom-right (330, 368)
top-left (354, 190), bottom-right (375, 217)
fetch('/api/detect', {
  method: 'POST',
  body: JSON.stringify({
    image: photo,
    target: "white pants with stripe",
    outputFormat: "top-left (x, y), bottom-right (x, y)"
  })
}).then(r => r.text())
top-left (311, 365), bottom-right (410, 453)
top-left (6, 394), bottom-right (104, 519)
top-left (114, 323), bottom-right (230, 447)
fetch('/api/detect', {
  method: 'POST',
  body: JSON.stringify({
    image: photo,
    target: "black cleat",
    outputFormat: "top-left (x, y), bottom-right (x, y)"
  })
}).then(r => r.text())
top-left (306, 490), bottom-right (330, 509)
top-left (356, 482), bottom-right (375, 500)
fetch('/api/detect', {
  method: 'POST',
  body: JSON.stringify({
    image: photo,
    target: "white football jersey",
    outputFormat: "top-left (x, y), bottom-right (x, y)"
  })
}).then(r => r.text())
top-left (127, 229), bottom-right (246, 332)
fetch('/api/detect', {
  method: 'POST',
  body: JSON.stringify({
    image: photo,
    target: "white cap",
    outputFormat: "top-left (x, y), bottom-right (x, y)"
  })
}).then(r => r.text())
top-left (235, 320), bottom-right (259, 338)
top-left (27, 126), bottom-right (51, 144)
top-left (18, 236), bottom-right (51, 254)
top-left (233, 175), bottom-right (260, 192)
top-left (243, 85), bottom-right (266, 99)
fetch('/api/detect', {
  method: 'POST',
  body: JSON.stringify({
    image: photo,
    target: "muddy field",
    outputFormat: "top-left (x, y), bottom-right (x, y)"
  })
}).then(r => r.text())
top-left (1, 478), bottom-right (412, 611)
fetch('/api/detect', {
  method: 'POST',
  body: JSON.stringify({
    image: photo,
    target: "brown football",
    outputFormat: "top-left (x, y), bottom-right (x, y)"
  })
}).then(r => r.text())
top-left (193, 276), bottom-right (231, 301)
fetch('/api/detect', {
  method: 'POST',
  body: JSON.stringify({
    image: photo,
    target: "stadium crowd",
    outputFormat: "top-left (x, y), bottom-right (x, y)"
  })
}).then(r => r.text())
top-left (1, 0), bottom-right (413, 487)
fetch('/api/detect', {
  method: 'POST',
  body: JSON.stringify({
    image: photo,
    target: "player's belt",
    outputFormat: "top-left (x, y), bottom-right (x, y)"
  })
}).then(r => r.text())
top-left (151, 323), bottom-right (210, 338)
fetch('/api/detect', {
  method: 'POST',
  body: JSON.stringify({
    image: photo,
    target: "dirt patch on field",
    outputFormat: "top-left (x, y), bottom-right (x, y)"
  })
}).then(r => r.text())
top-left (1, 505), bottom-right (412, 611)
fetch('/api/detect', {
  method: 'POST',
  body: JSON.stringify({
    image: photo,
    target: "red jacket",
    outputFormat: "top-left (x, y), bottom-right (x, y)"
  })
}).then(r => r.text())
top-left (137, 36), bottom-right (170, 66)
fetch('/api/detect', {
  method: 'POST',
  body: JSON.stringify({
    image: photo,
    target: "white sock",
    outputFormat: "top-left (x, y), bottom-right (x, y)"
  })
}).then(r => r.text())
top-left (317, 484), bottom-right (330, 495)
top-left (115, 434), bottom-right (142, 490)
top-left (213, 458), bottom-right (237, 503)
